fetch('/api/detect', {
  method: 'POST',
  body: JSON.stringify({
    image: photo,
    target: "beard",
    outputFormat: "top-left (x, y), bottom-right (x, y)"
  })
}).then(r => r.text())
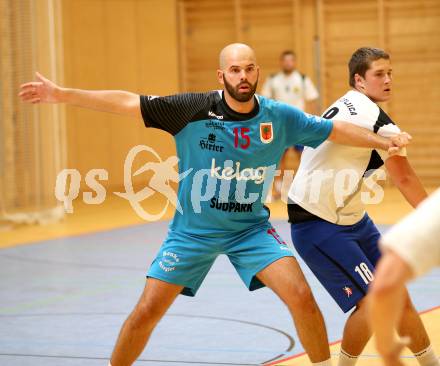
top-left (222, 74), bottom-right (258, 102)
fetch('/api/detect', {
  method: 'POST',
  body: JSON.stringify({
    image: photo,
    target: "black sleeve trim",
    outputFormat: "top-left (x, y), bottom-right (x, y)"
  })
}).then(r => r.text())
top-left (373, 107), bottom-right (395, 133)
top-left (363, 149), bottom-right (384, 177)
top-left (140, 93), bottom-right (210, 136)
top-left (363, 107), bottom-right (393, 175)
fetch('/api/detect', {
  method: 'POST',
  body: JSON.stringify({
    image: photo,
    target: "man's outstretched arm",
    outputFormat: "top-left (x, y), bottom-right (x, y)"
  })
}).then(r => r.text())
top-left (19, 72), bottom-right (141, 119)
top-left (328, 120), bottom-right (411, 155)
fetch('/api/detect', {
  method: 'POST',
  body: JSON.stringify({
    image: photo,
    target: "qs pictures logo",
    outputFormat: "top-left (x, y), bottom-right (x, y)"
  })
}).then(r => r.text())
top-left (54, 145), bottom-right (192, 221)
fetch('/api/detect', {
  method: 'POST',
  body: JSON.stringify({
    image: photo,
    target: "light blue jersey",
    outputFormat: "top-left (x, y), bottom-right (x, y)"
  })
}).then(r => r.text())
top-left (140, 90), bottom-right (333, 295)
top-left (141, 91), bottom-right (333, 235)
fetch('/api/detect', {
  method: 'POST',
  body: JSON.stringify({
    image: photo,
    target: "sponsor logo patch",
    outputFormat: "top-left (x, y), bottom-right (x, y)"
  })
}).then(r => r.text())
top-left (205, 120), bottom-right (225, 131)
top-left (343, 286), bottom-right (353, 297)
top-left (159, 251), bottom-right (180, 272)
top-left (210, 158), bottom-right (267, 184)
top-left (199, 133), bottom-right (225, 152)
top-left (210, 197), bottom-right (253, 212)
top-left (260, 122), bottom-right (273, 144)
top-left (208, 110), bottom-right (224, 120)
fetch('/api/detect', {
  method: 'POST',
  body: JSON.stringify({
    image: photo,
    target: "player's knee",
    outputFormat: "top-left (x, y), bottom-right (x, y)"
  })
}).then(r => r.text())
top-left (288, 282), bottom-right (316, 309)
top-left (132, 300), bottom-right (165, 327)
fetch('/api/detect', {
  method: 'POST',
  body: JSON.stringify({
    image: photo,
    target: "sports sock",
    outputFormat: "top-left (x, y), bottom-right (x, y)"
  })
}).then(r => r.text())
top-left (414, 345), bottom-right (440, 366)
top-left (338, 348), bottom-right (358, 366)
top-left (312, 358), bottom-right (333, 366)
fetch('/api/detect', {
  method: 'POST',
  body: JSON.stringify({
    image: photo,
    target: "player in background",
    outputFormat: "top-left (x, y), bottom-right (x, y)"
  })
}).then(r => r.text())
top-left (261, 50), bottom-right (320, 199)
top-left (261, 50), bottom-right (319, 113)
top-left (20, 43), bottom-right (409, 366)
top-left (288, 47), bottom-right (439, 366)
top-left (369, 188), bottom-right (440, 366)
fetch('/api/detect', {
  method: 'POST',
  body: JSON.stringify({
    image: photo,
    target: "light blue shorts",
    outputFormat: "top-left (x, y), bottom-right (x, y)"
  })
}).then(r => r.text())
top-left (147, 223), bottom-right (294, 296)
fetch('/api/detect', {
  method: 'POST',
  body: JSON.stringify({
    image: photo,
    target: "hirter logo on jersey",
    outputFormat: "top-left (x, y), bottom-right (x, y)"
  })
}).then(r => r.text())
top-left (343, 286), bottom-right (353, 298)
top-left (260, 122), bottom-right (273, 144)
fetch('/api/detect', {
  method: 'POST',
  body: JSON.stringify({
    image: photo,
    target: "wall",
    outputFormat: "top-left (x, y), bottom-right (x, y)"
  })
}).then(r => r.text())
top-left (61, 0), bottom-right (179, 190)
top-left (0, 0), bottom-right (65, 223)
top-left (180, 0), bottom-right (440, 185)
top-left (58, 0), bottom-right (440, 189)
top-left (179, 0), bottom-right (320, 94)
top-left (318, 0), bottom-right (440, 185)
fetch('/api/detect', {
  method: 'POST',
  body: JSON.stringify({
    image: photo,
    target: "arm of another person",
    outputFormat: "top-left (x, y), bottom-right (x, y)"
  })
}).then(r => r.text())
top-left (19, 72), bottom-right (141, 119)
top-left (369, 187), bottom-right (440, 365)
top-left (368, 250), bottom-right (413, 366)
top-left (385, 155), bottom-right (428, 208)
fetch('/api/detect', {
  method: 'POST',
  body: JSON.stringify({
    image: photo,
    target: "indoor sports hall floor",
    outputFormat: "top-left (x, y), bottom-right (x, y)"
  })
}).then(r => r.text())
top-left (1, 188), bottom-right (439, 366)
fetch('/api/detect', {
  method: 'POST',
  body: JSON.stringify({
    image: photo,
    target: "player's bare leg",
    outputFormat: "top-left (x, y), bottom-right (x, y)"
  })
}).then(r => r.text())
top-left (368, 253), bottom-right (437, 366)
top-left (396, 290), bottom-right (431, 354)
top-left (110, 279), bottom-right (184, 366)
top-left (340, 297), bottom-right (372, 356)
top-left (341, 292), bottom-right (432, 361)
top-left (257, 257), bottom-right (331, 363)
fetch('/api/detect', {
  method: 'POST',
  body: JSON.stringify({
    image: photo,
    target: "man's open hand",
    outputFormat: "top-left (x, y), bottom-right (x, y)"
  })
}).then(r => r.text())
top-left (19, 72), bottom-right (61, 104)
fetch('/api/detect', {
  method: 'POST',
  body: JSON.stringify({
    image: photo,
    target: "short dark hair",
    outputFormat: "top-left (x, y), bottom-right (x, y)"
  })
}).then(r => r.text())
top-left (348, 47), bottom-right (390, 87)
top-left (280, 50), bottom-right (296, 59)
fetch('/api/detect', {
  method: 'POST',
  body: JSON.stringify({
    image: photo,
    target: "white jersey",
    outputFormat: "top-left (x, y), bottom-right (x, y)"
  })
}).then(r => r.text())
top-left (288, 90), bottom-right (406, 225)
top-left (261, 70), bottom-right (319, 110)
top-left (381, 188), bottom-right (440, 277)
